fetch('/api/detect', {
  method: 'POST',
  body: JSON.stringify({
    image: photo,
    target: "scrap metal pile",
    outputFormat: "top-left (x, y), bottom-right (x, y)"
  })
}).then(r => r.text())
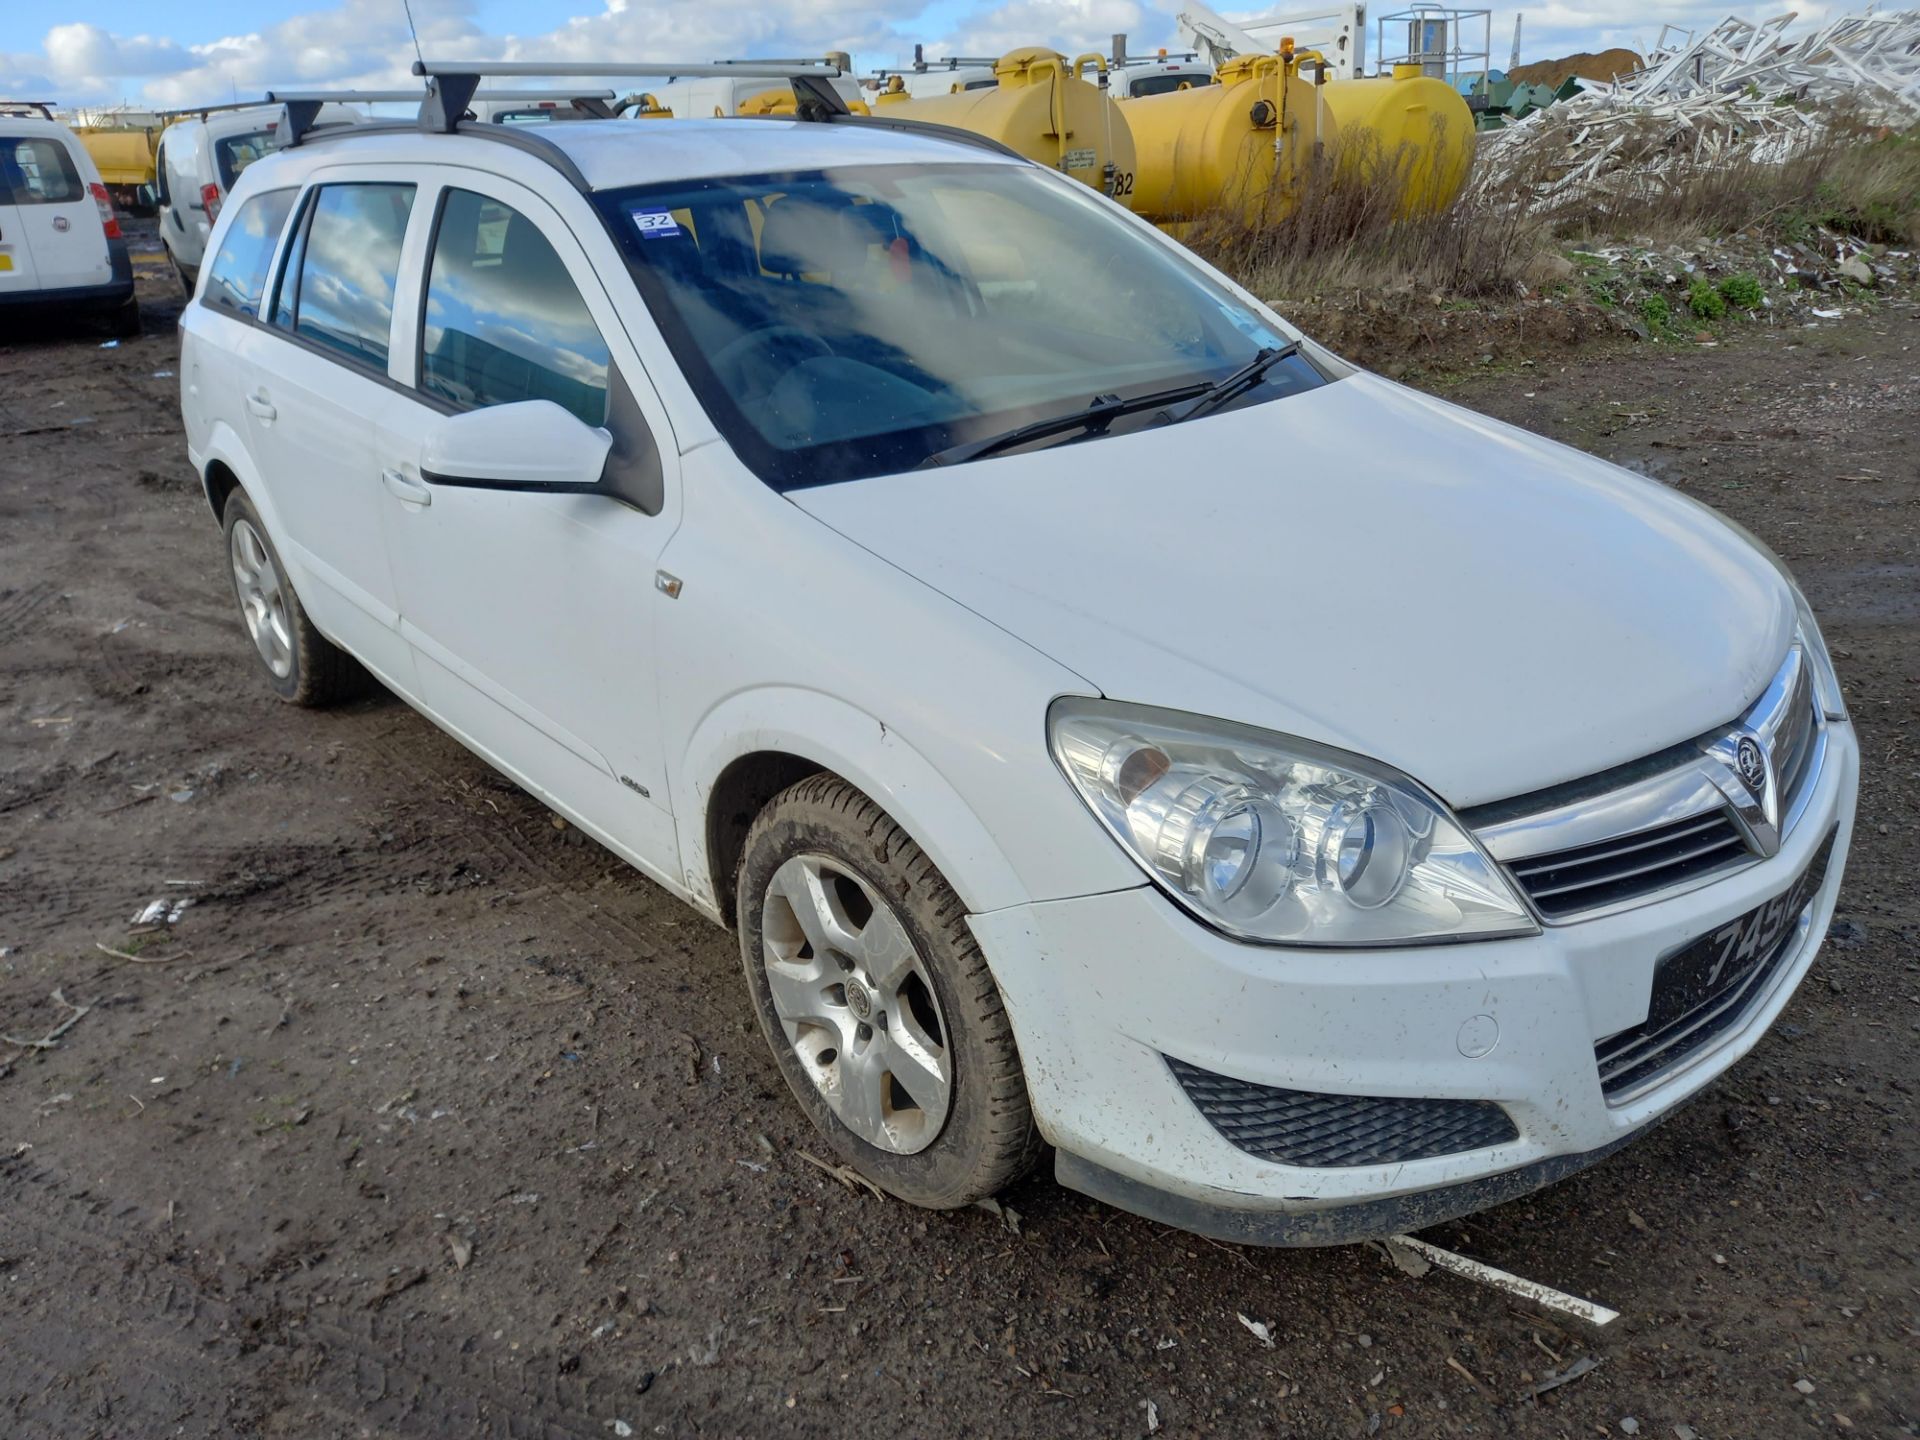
top-left (1476, 8), bottom-right (1920, 202)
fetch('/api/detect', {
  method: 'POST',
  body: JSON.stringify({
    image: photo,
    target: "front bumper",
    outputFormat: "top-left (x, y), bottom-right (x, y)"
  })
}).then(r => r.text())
top-left (968, 720), bottom-right (1858, 1244)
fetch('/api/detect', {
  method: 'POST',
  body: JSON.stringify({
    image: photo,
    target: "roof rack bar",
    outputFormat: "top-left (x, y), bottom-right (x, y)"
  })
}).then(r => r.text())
top-left (411, 59), bottom-right (843, 79)
top-left (265, 89), bottom-right (427, 104)
top-left (265, 88), bottom-right (614, 103)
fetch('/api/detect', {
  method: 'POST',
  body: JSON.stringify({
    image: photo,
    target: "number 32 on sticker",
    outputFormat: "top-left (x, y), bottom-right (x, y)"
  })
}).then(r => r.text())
top-left (631, 209), bottom-right (682, 239)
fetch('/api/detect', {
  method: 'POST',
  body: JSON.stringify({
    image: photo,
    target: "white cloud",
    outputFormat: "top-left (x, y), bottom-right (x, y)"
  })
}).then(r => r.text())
top-left (0, 0), bottom-right (1866, 107)
top-left (934, 0), bottom-right (1163, 59)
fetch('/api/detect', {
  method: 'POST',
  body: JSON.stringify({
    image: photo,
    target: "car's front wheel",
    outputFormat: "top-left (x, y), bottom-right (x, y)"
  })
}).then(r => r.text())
top-left (737, 775), bottom-right (1043, 1207)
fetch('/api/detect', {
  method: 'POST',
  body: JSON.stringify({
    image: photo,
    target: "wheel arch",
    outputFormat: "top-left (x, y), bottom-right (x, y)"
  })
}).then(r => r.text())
top-left (679, 689), bottom-right (1031, 928)
top-left (202, 456), bottom-right (240, 523)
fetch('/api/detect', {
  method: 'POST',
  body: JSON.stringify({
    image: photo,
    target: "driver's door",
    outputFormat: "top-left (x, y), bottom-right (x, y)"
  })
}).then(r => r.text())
top-left (377, 175), bottom-right (683, 885)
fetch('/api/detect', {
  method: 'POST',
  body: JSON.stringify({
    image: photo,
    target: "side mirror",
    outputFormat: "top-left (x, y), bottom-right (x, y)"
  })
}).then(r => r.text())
top-left (421, 400), bottom-right (613, 493)
top-left (135, 183), bottom-right (159, 210)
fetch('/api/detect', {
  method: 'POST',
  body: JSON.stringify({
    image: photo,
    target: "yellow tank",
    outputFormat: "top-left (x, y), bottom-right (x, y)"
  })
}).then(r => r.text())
top-left (736, 88), bottom-right (872, 118)
top-left (1122, 52), bottom-right (1321, 226)
top-left (1318, 64), bottom-right (1475, 216)
top-left (866, 47), bottom-right (1134, 197)
top-left (74, 126), bottom-right (161, 205)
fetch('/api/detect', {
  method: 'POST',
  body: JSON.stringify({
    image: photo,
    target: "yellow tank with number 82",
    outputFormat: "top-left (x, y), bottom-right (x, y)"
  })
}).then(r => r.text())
top-left (870, 47), bottom-right (1135, 198)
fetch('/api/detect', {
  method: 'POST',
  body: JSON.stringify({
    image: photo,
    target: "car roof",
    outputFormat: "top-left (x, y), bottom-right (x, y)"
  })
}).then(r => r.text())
top-left (0, 115), bottom-right (82, 143)
top-left (261, 115), bottom-right (1023, 195)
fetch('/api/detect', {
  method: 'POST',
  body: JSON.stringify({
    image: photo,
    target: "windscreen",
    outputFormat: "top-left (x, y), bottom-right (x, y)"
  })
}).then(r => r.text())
top-left (593, 162), bottom-right (1325, 489)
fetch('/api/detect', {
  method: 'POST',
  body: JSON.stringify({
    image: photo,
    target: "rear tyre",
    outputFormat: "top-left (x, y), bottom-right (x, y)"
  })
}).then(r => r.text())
top-left (221, 490), bottom-right (367, 707)
top-left (737, 775), bottom-right (1044, 1208)
top-left (107, 296), bottom-right (141, 338)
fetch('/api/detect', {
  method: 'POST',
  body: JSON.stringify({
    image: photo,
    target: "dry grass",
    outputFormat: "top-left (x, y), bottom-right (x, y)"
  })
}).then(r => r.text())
top-left (1193, 116), bottom-right (1920, 304)
top-left (1188, 128), bottom-right (1545, 300)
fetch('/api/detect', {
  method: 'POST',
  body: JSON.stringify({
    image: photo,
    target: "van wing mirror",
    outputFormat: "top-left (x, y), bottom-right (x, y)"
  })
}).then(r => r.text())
top-left (421, 400), bottom-right (613, 493)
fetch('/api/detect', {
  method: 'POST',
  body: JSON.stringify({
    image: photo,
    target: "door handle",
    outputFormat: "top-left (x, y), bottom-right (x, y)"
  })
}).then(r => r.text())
top-left (382, 469), bottom-right (432, 507)
top-left (245, 391), bottom-right (276, 421)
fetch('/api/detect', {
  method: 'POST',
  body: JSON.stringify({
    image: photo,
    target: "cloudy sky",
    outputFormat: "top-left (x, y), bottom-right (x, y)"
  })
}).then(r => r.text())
top-left (2, 0), bottom-right (1838, 108)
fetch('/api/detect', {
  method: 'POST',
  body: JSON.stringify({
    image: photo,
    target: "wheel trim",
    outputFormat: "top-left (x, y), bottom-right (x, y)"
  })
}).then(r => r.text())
top-left (761, 854), bottom-right (953, 1155)
top-left (230, 518), bottom-right (293, 679)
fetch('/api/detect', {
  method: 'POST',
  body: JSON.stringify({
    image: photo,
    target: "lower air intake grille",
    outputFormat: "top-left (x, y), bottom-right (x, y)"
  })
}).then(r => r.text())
top-left (1508, 812), bottom-right (1750, 920)
top-left (1166, 1056), bottom-right (1519, 1168)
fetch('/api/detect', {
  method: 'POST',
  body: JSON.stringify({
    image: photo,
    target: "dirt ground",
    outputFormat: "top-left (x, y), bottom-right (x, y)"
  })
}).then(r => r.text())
top-left (3, 225), bottom-right (1917, 1440)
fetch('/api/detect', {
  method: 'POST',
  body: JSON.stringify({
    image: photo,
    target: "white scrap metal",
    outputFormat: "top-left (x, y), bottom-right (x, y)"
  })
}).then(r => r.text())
top-left (1476, 8), bottom-right (1920, 199)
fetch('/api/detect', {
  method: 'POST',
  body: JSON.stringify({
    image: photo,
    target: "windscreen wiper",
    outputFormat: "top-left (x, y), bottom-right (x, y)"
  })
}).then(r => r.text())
top-left (914, 385), bottom-right (1208, 470)
top-left (1159, 341), bottom-right (1302, 425)
top-left (912, 341), bottom-right (1303, 471)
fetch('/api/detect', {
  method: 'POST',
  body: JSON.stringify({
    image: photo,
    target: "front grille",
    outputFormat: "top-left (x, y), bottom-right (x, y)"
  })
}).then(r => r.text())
top-left (1508, 812), bottom-right (1750, 921)
top-left (1166, 1056), bottom-right (1518, 1168)
top-left (1471, 647), bottom-right (1826, 924)
top-left (1594, 826), bottom-right (1836, 1102)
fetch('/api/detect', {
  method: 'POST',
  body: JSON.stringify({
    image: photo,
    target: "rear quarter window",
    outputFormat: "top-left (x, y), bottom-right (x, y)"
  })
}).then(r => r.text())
top-left (202, 189), bottom-right (297, 318)
top-left (2, 137), bottom-right (86, 205)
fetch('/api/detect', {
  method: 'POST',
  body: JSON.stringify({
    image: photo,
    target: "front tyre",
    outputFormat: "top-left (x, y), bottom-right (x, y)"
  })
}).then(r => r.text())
top-left (737, 775), bottom-right (1043, 1208)
top-left (221, 490), bottom-right (366, 707)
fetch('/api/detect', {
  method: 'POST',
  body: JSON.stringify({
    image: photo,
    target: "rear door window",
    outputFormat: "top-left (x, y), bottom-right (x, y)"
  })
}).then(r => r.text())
top-left (278, 182), bottom-right (416, 371)
top-left (202, 188), bottom-right (297, 318)
top-left (2, 137), bottom-right (85, 205)
top-left (214, 129), bottom-right (282, 191)
top-left (419, 188), bottom-right (610, 426)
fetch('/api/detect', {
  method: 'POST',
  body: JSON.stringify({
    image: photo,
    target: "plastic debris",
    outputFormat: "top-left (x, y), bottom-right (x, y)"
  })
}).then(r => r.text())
top-left (131, 897), bottom-right (193, 926)
top-left (1523, 1353), bottom-right (1602, 1398)
top-left (1236, 1312), bottom-right (1277, 1348)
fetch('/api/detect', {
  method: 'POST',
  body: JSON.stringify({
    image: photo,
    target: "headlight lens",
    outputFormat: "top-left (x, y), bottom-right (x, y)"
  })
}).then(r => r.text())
top-left (1049, 700), bottom-right (1537, 946)
top-left (1793, 595), bottom-right (1847, 722)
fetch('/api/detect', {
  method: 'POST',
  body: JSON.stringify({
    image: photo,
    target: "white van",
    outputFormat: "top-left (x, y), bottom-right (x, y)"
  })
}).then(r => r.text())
top-left (871, 58), bottom-right (1002, 97)
top-left (0, 104), bottom-right (137, 335)
top-left (625, 69), bottom-right (864, 117)
top-left (155, 103), bottom-right (360, 290)
top-left (1111, 53), bottom-right (1218, 98)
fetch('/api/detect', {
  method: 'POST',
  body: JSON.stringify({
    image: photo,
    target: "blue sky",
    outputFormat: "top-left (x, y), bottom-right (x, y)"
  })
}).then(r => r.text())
top-left (2, 0), bottom-right (1842, 108)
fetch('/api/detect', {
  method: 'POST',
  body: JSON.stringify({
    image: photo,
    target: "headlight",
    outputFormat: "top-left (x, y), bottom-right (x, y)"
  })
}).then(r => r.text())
top-left (1049, 699), bottom-right (1537, 946)
top-left (1793, 595), bottom-right (1847, 722)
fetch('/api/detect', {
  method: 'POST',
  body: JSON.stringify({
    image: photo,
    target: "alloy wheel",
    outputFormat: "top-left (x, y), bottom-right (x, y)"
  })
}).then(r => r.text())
top-left (760, 854), bottom-right (953, 1154)
top-left (230, 517), bottom-right (293, 679)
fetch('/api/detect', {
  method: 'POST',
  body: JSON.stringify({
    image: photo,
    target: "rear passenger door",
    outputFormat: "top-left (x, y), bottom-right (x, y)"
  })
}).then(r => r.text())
top-left (0, 134), bottom-right (104, 292)
top-left (376, 175), bottom-right (682, 883)
top-left (234, 170), bottom-right (426, 688)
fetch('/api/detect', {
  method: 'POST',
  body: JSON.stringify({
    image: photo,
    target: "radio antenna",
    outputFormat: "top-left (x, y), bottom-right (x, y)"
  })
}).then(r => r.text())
top-left (400, 0), bottom-right (426, 70)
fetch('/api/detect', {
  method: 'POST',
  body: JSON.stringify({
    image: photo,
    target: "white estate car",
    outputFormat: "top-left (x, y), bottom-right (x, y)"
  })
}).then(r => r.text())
top-left (0, 106), bottom-right (137, 334)
top-left (177, 107), bottom-right (1858, 1245)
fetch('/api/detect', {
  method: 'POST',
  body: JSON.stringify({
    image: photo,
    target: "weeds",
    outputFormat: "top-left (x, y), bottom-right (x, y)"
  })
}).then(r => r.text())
top-left (1192, 113), bottom-right (1917, 307)
top-left (1688, 277), bottom-right (1728, 320)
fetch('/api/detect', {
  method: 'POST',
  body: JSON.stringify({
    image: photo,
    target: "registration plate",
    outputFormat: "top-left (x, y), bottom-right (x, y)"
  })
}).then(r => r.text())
top-left (1644, 828), bottom-right (1836, 1032)
top-left (0, 254), bottom-right (12, 271)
